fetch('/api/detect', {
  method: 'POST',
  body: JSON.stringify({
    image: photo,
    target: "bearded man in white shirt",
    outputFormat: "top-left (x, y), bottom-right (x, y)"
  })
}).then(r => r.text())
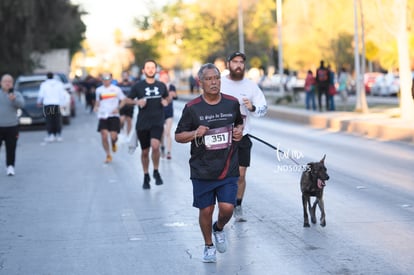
top-left (221, 52), bottom-right (268, 222)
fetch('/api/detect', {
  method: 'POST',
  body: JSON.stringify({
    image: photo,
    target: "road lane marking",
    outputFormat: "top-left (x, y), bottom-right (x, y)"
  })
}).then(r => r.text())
top-left (120, 209), bottom-right (146, 241)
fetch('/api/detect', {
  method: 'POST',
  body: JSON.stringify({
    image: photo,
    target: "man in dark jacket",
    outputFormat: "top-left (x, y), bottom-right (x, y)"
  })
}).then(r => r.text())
top-left (315, 60), bottom-right (330, 111)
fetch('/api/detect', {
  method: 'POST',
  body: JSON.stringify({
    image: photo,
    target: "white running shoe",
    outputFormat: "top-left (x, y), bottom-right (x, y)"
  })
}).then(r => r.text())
top-left (7, 165), bottom-right (15, 176)
top-left (202, 245), bottom-right (216, 263)
top-left (213, 228), bottom-right (227, 253)
top-left (234, 205), bottom-right (247, 222)
top-left (44, 134), bottom-right (56, 142)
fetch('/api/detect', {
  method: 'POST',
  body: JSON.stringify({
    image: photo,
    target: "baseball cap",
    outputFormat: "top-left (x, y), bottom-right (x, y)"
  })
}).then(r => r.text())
top-left (227, 51), bottom-right (246, 62)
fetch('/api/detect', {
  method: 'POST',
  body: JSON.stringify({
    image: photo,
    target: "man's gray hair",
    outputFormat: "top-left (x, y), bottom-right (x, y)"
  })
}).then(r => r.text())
top-left (197, 63), bottom-right (220, 81)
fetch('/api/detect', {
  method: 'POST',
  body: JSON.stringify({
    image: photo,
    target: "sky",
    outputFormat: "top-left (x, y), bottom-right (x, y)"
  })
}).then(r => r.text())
top-left (71, 0), bottom-right (162, 52)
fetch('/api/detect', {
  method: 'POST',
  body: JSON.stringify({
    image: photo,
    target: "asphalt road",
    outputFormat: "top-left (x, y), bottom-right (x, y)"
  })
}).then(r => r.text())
top-left (0, 100), bottom-right (413, 275)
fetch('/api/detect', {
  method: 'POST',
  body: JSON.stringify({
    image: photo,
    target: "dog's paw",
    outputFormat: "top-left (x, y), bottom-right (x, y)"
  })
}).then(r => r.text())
top-left (303, 223), bottom-right (310, 227)
top-left (320, 221), bottom-right (326, 227)
top-left (311, 217), bottom-right (317, 224)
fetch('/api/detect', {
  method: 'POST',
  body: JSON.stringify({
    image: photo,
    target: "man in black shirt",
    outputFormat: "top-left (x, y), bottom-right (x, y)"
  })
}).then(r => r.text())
top-left (125, 60), bottom-right (169, 189)
top-left (118, 71), bottom-right (134, 136)
top-left (175, 63), bottom-right (244, 263)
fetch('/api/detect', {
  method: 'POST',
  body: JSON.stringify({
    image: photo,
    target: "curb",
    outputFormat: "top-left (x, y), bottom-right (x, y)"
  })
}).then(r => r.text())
top-left (267, 105), bottom-right (414, 143)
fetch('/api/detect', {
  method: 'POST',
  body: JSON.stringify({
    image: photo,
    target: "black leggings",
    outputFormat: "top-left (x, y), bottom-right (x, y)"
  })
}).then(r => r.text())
top-left (0, 126), bottom-right (19, 166)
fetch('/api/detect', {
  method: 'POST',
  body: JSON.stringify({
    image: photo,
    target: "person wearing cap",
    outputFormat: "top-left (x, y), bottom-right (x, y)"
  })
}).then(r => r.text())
top-left (221, 51), bottom-right (268, 222)
top-left (124, 59), bottom-right (170, 189)
top-left (0, 74), bottom-right (25, 176)
top-left (94, 73), bottom-right (126, 163)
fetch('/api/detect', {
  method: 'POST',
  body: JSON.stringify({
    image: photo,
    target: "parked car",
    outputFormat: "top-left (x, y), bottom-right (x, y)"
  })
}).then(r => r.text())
top-left (260, 73), bottom-right (304, 92)
top-left (364, 72), bottom-right (381, 94)
top-left (370, 73), bottom-right (400, 96)
top-left (54, 72), bottom-right (76, 117)
top-left (14, 74), bottom-right (73, 125)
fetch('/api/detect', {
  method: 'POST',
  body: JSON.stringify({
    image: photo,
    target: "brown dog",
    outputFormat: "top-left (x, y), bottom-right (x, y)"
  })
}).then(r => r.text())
top-left (300, 155), bottom-right (329, 227)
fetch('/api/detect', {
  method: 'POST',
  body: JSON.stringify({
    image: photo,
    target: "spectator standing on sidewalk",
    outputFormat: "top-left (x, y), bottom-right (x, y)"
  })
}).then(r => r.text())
top-left (124, 59), bottom-right (170, 189)
top-left (175, 63), bottom-right (244, 263)
top-left (94, 73), bottom-right (125, 163)
top-left (159, 70), bottom-right (177, 160)
top-left (304, 70), bottom-right (316, 110)
top-left (189, 74), bottom-right (198, 94)
top-left (0, 74), bottom-right (25, 176)
top-left (327, 64), bottom-right (336, 111)
top-left (37, 72), bottom-right (68, 142)
top-left (337, 67), bottom-right (349, 109)
top-left (220, 51), bottom-right (268, 222)
top-left (315, 60), bottom-right (330, 112)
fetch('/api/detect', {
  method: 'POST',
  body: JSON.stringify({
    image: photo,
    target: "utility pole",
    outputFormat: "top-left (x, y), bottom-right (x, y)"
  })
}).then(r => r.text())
top-left (357, 0), bottom-right (368, 112)
top-left (353, 0), bottom-right (367, 112)
top-left (238, 0), bottom-right (245, 53)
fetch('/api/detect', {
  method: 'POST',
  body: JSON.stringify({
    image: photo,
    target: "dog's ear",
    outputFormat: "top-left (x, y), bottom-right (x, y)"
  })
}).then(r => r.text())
top-left (320, 154), bottom-right (326, 164)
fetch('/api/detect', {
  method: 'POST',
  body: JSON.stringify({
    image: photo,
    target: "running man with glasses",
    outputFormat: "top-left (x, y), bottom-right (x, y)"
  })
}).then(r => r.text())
top-left (175, 63), bottom-right (244, 263)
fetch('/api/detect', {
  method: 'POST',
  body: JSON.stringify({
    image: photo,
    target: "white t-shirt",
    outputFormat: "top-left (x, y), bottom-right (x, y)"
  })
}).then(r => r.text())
top-left (220, 76), bottom-right (267, 135)
top-left (95, 84), bottom-right (126, 119)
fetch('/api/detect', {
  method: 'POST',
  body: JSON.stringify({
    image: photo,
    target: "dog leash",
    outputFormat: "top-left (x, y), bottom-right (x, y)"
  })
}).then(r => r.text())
top-left (247, 134), bottom-right (302, 166)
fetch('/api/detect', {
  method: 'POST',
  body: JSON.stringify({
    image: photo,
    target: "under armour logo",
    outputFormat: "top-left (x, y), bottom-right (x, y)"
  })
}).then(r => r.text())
top-left (145, 86), bottom-right (160, 97)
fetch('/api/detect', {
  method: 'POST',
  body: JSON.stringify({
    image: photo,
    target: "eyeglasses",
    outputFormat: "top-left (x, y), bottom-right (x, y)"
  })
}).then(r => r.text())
top-left (102, 76), bottom-right (111, 80)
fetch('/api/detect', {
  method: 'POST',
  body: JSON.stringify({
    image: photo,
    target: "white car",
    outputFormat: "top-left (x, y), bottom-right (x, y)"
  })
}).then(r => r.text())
top-left (371, 73), bottom-right (400, 96)
top-left (14, 74), bottom-right (73, 125)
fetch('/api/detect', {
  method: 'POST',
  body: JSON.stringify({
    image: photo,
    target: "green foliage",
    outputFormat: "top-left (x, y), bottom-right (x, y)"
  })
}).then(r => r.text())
top-left (130, 39), bottom-right (160, 69)
top-left (0, 0), bottom-right (85, 77)
top-left (329, 33), bottom-right (355, 71)
top-left (130, 0), bottom-right (277, 70)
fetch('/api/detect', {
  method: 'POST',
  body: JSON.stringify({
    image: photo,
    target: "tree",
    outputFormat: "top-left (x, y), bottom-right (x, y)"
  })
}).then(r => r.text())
top-left (329, 33), bottom-right (355, 71)
top-left (0, 0), bottom-right (85, 77)
top-left (129, 0), bottom-right (277, 70)
top-left (130, 16), bottom-right (160, 69)
top-left (365, 0), bottom-right (414, 118)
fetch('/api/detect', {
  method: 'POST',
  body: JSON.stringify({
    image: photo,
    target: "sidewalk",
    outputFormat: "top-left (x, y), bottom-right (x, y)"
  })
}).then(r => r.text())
top-left (177, 91), bottom-right (414, 144)
top-left (267, 105), bottom-right (414, 143)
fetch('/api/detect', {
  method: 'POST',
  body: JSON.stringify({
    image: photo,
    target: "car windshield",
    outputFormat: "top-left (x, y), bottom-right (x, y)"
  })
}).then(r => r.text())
top-left (17, 80), bottom-right (44, 88)
top-left (19, 84), bottom-right (40, 99)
